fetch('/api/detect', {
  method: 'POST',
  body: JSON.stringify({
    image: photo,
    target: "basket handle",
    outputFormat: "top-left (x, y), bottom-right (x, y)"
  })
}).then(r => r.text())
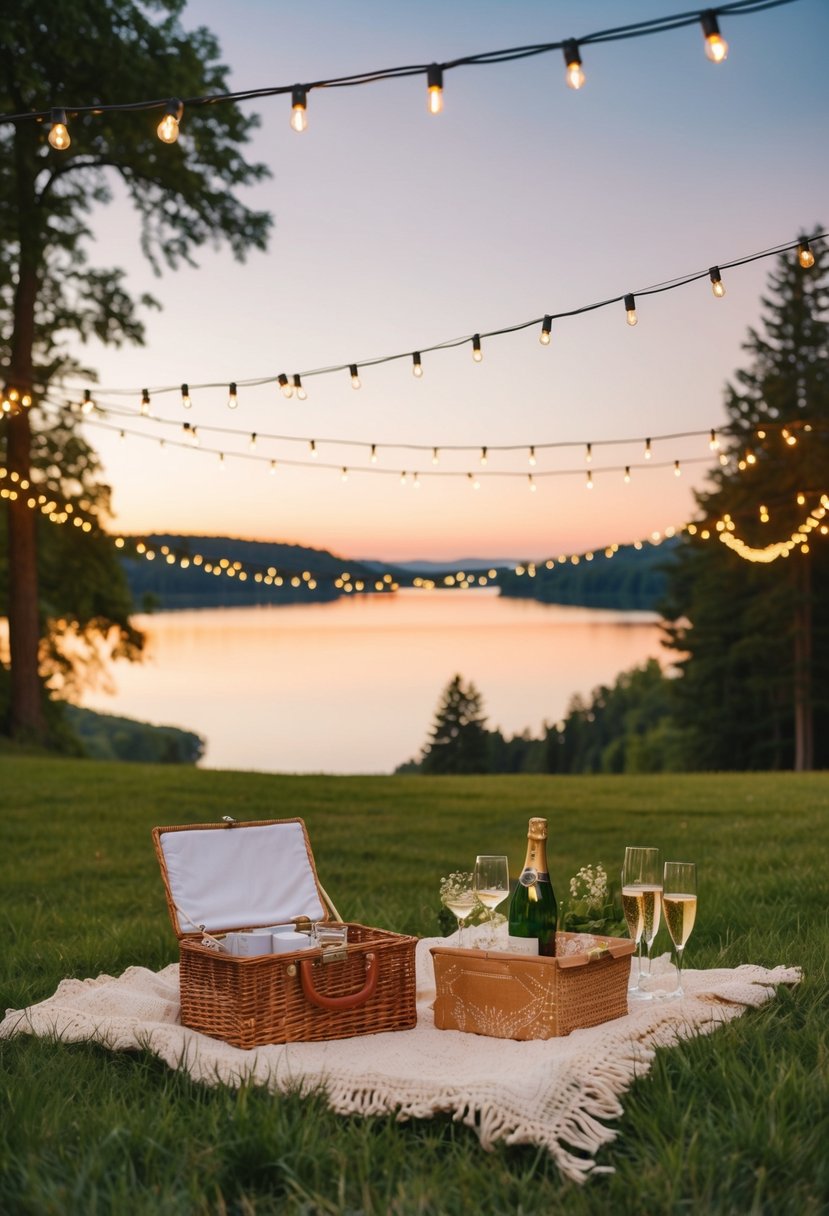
top-left (299, 951), bottom-right (377, 1011)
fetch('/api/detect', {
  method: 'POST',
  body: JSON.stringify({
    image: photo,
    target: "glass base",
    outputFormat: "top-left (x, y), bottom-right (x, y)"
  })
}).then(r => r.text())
top-left (628, 987), bottom-right (654, 1002)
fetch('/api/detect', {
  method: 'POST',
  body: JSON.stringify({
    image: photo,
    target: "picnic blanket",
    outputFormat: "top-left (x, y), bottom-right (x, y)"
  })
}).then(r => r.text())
top-left (0, 932), bottom-right (799, 1184)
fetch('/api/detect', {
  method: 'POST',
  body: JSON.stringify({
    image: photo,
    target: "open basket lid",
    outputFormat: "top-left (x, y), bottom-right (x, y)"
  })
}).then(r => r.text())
top-left (152, 818), bottom-right (328, 936)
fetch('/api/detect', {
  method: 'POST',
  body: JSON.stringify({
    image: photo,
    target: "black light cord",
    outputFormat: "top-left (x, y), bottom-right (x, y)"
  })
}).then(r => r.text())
top-left (0, 0), bottom-right (800, 125)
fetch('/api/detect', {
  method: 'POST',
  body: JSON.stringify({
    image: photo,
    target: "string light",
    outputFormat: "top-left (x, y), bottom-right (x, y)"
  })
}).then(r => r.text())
top-left (290, 87), bottom-right (308, 133)
top-left (426, 64), bottom-right (443, 115)
top-left (586, 470), bottom-right (593, 489)
top-left (70, 231), bottom-right (826, 405)
top-left (277, 374), bottom-right (293, 399)
top-left (624, 466), bottom-right (631, 483)
top-left (227, 382), bottom-right (238, 410)
top-left (270, 458), bottom-right (277, 474)
top-left (709, 428), bottom-right (719, 450)
top-left (181, 383), bottom-right (191, 409)
top-left (140, 388), bottom-right (150, 416)
top-left (701, 10), bottom-right (729, 61)
top-left (528, 474), bottom-right (536, 492)
top-left (370, 443), bottom-right (378, 463)
top-left (432, 447), bottom-right (439, 465)
top-left (472, 333), bottom-right (482, 362)
top-left (797, 239), bottom-right (815, 268)
top-left (349, 364), bottom-right (361, 389)
top-left (412, 351), bottom-right (423, 377)
top-left (539, 315), bottom-right (552, 345)
top-left (562, 40), bottom-right (585, 90)
top-left (645, 438), bottom-right (652, 460)
top-left (309, 439), bottom-right (317, 458)
top-left (47, 109), bottom-right (70, 150)
top-left (293, 374), bottom-right (307, 400)
top-left (674, 459), bottom-right (682, 476)
top-left (341, 466), bottom-right (348, 481)
top-left (157, 99), bottom-right (183, 144)
top-left (81, 389), bottom-right (94, 415)
top-left (249, 432), bottom-right (257, 452)
top-left (709, 266), bottom-right (726, 297)
top-left (585, 443), bottom-right (592, 465)
top-left (528, 446), bottom-right (536, 466)
top-left (480, 446), bottom-right (488, 466)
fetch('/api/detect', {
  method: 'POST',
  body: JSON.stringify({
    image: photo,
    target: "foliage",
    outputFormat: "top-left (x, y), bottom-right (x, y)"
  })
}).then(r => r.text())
top-left (419, 674), bottom-right (490, 774)
top-left (1, 758), bottom-right (827, 1214)
top-left (662, 239), bottom-right (829, 770)
top-left (64, 704), bottom-right (204, 763)
top-left (561, 864), bottom-right (628, 938)
top-left (0, 0), bottom-right (271, 739)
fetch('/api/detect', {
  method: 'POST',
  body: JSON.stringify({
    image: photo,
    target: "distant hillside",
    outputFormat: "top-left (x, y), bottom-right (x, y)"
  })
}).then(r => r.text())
top-left (496, 539), bottom-right (680, 611)
top-left (121, 534), bottom-right (401, 610)
top-left (120, 533), bottom-right (680, 613)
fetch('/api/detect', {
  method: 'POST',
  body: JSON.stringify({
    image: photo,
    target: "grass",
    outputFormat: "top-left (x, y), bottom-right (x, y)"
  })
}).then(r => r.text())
top-left (1, 756), bottom-right (827, 1215)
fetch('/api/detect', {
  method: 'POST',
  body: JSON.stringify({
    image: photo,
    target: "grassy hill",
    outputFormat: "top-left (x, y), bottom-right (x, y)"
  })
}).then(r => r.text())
top-left (1, 759), bottom-right (827, 1214)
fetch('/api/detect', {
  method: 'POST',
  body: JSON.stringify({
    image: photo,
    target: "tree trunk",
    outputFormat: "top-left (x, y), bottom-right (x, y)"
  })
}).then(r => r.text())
top-left (6, 259), bottom-right (43, 742)
top-left (792, 554), bottom-right (813, 771)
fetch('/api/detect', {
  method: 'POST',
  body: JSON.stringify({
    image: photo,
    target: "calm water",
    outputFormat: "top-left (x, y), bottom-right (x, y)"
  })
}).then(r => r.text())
top-left (81, 590), bottom-right (669, 774)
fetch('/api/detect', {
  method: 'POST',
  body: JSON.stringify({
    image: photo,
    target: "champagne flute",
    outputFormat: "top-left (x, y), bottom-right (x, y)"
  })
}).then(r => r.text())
top-left (473, 855), bottom-right (510, 946)
top-left (622, 846), bottom-right (661, 1000)
top-left (440, 872), bottom-right (476, 946)
top-left (662, 861), bottom-right (697, 999)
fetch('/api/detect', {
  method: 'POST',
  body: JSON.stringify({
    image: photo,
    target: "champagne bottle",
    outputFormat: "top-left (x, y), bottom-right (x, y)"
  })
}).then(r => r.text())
top-left (508, 817), bottom-right (558, 956)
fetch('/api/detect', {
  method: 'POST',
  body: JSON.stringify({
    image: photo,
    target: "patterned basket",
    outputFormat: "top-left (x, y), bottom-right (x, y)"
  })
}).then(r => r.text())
top-left (153, 818), bottom-right (417, 1049)
top-left (430, 934), bottom-right (634, 1040)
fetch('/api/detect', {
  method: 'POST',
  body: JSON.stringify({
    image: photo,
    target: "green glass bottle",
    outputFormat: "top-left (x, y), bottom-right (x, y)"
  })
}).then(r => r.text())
top-left (508, 817), bottom-right (558, 956)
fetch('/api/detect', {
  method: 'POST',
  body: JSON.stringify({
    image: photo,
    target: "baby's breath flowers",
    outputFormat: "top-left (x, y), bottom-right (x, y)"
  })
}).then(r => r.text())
top-left (563, 863), bottom-right (628, 937)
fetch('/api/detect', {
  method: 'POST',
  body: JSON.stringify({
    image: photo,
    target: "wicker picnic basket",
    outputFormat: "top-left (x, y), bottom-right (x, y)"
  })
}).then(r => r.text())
top-left (430, 933), bottom-right (635, 1040)
top-left (152, 817), bottom-right (417, 1049)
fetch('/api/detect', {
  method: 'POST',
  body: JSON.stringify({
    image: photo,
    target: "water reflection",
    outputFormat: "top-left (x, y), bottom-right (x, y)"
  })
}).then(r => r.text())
top-left (80, 590), bottom-right (669, 774)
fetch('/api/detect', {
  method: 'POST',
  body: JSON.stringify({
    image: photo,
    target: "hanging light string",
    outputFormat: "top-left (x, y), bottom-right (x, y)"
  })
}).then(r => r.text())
top-left (0, 1), bottom-right (798, 139)
top-left (39, 231), bottom-right (824, 408)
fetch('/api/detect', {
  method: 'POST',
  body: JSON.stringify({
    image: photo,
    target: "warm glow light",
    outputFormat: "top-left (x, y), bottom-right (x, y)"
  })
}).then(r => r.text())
top-left (412, 351), bottom-right (423, 377)
top-left (624, 293), bottom-right (638, 326)
top-left (644, 438), bottom-right (652, 460)
top-left (157, 100), bottom-right (183, 144)
top-left (181, 383), bottom-right (191, 409)
top-left (709, 266), bottom-right (725, 297)
top-left (278, 373), bottom-right (293, 399)
top-left (472, 333), bottom-right (482, 362)
top-left (480, 446), bottom-right (487, 466)
top-left (528, 446), bottom-right (536, 466)
top-left (349, 364), bottom-right (361, 389)
top-left (47, 109), bottom-right (70, 150)
top-left (291, 87), bottom-right (308, 133)
top-left (140, 388), bottom-right (150, 416)
top-left (293, 374), bottom-right (307, 400)
top-left (562, 40), bottom-right (585, 90)
top-left (227, 381), bottom-right (238, 409)
top-left (797, 240), bottom-right (815, 269)
top-left (370, 443), bottom-right (378, 463)
top-left (539, 314), bottom-right (552, 344)
top-left (709, 428), bottom-right (719, 450)
top-left (427, 64), bottom-right (443, 114)
top-left (701, 11), bottom-right (728, 62)
top-left (432, 447), bottom-right (439, 465)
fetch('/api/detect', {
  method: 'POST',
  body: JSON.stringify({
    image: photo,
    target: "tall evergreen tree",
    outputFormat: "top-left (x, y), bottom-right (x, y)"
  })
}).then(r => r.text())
top-left (420, 675), bottom-right (490, 775)
top-left (0, 0), bottom-right (270, 742)
top-left (663, 237), bottom-right (829, 770)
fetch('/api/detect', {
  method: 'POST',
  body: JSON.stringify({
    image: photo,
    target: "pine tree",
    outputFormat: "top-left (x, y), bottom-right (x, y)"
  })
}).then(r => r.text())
top-left (420, 675), bottom-right (490, 774)
top-left (663, 236), bottom-right (829, 770)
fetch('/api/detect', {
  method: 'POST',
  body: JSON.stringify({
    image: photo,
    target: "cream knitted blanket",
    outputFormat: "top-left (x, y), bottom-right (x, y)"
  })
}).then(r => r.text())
top-left (0, 934), bottom-right (799, 1184)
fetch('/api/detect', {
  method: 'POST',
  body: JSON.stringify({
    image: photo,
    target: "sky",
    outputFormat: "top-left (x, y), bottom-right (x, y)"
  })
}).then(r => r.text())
top-left (63, 0), bottom-right (829, 563)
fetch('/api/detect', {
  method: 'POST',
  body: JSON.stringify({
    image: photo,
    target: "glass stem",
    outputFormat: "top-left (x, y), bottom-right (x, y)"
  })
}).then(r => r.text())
top-left (674, 945), bottom-right (684, 993)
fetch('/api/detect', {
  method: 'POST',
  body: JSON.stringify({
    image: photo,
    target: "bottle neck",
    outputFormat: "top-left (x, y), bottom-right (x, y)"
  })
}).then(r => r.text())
top-left (522, 835), bottom-right (549, 877)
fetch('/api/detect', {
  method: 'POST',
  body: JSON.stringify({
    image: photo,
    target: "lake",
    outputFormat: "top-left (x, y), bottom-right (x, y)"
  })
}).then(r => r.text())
top-left (81, 590), bottom-right (671, 774)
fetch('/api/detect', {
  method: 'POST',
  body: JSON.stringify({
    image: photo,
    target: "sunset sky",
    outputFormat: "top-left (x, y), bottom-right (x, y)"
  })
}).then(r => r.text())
top-left (64, 0), bottom-right (829, 563)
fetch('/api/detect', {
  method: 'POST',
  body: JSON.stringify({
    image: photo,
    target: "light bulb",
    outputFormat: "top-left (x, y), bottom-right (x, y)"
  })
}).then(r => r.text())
top-left (181, 382), bottom-right (191, 409)
top-left (249, 432), bottom-right (257, 452)
top-left (472, 334), bottom-right (482, 362)
top-left (528, 446), bottom-right (536, 466)
top-left (709, 266), bottom-right (725, 297)
top-left (291, 87), bottom-right (307, 133)
top-left (157, 99), bottom-right (183, 144)
top-left (270, 459), bottom-right (277, 475)
top-left (432, 447), bottom-right (439, 465)
top-left (562, 41), bottom-right (585, 90)
top-left (539, 315), bottom-right (552, 344)
top-left (645, 438), bottom-right (652, 460)
top-left (701, 12), bottom-right (728, 62)
top-left (585, 443), bottom-right (592, 465)
top-left (798, 240), bottom-right (815, 269)
top-left (624, 466), bottom-right (631, 483)
top-left (48, 109), bottom-right (70, 150)
top-left (674, 460), bottom-right (681, 477)
top-left (412, 351), bottom-right (423, 377)
top-left (528, 474), bottom-right (536, 492)
top-left (586, 471), bottom-right (593, 489)
top-left (426, 64), bottom-right (443, 114)
top-left (709, 428), bottom-right (719, 450)
top-left (349, 363), bottom-right (361, 389)
top-left (293, 374), bottom-right (307, 400)
top-left (140, 388), bottom-right (150, 416)
top-left (277, 373), bottom-right (293, 399)
top-left (309, 439), bottom-right (317, 458)
top-left (370, 444), bottom-right (378, 463)
top-left (624, 293), bottom-right (638, 326)
top-left (341, 467), bottom-right (348, 482)
top-left (81, 389), bottom-right (94, 415)
top-left (228, 381), bottom-right (238, 409)
top-left (480, 446), bottom-right (487, 466)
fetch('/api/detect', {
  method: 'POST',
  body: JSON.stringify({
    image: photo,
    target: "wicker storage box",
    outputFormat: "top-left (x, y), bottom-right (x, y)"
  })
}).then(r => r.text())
top-left (152, 818), bottom-right (417, 1049)
top-left (430, 934), bottom-right (635, 1040)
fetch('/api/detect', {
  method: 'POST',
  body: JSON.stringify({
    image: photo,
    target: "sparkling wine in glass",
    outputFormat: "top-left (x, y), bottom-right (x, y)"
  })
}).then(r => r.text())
top-left (662, 861), bottom-right (697, 999)
top-left (622, 846), bottom-right (661, 1000)
top-left (474, 855), bottom-right (510, 945)
top-left (440, 872), bottom-right (476, 946)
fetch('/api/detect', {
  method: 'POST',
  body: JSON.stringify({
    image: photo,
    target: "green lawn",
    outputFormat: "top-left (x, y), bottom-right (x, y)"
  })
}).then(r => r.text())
top-left (1, 757), bottom-right (827, 1215)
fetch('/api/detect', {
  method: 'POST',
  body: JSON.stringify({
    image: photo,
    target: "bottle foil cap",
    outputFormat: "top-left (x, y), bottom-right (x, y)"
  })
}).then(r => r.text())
top-left (528, 817), bottom-right (548, 839)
